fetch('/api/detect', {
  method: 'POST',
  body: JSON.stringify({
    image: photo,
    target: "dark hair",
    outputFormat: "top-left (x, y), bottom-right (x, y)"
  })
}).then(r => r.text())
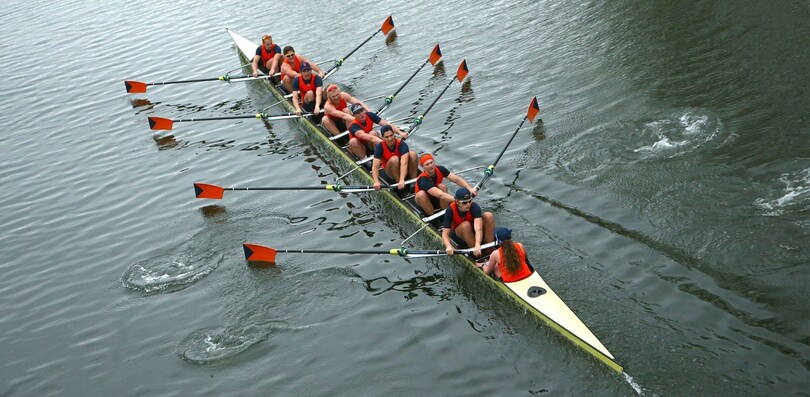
top-left (283, 45), bottom-right (295, 54)
top-left (500, 240), bottom-right (522, 275)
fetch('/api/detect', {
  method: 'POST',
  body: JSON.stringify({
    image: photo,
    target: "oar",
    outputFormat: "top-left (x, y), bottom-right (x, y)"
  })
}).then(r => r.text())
top-left (323, 15), bottom-right (395, 80)
top-left (351, 59), bottom-right (469, 165)
top-left (194, 176), bottom-right (419, 199)
top-left (124, 73), bottom-right (279, 94)
top-left (419, 96), bottom-right (540, 224)
top-left (148, 111), bottom-right (319, 130)
top-left (406, 59), bottom-right (468, 137)
top-left (243, 241), bottom-right (498, 263)
top-left (376, 44), bottom-right (442, 114)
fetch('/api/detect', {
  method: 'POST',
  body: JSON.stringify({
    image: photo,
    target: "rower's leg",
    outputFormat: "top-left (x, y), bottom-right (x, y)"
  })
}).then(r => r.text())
top-left (414, 191), bottom-right (435, 215)
top-left (282, 75), bottom-right (293, 93)
top-left (385, 157), bottom-right (401, 180)
top-left (322, 115), bottom-right (340, 136)
top-left (348, 138), bottom-right (367, 160)
top-left (455, 221), bottom-right (475, 247)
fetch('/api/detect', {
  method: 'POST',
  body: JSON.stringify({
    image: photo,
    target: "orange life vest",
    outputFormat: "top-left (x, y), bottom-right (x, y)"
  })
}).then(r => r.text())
top-left (260, 44), bottom-right (279, 65)
top-left (415, 168), bottom-right (444, 194)
top-left (349, 116), bottom-right (373, 141)
top-left (498, 243), bottom-right (533, 282)
top-left (379, 139), bottom-right (402, 168)
top-left (283, 55), bottom-right (301, 73)
top-left (448, 202), bottom-right (473, 231)
top-left (296, 74), bottom-right (317, 100)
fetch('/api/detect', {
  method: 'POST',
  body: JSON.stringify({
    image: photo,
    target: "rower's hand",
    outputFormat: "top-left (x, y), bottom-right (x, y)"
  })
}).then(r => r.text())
top-left (471, 188), bottom-right (479, 198)
top-left (474, 245), bottom-right (482, 257)
top-left (373, 181), bottom-right (381, 190)
top-left (314, 105), bottom-right (321, 115)
top-left (252, 71), bottom-right (259, 78)
top-left (445, 247), bottom-right (454, 255)
top-left (397, 180), bottom-right (405, 191)
top-left (295, 110), bottom-right (302, 116)
top-left (399, 131), bottom-right (409, 140)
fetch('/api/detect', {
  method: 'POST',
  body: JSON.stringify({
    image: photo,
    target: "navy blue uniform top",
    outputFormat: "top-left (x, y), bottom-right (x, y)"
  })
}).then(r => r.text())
top-left (442, 202), bottom-right (483, 229)
top-left (291, 74), bottom-right (323, 91)
top-left (254, 44), bottom-right (281, 57)
top-left (373, 140), bottom-right (410, 159)
top-left (416, 166), bottom-right (450, 192)
top-left (348, 112), bottom-right (383, 134)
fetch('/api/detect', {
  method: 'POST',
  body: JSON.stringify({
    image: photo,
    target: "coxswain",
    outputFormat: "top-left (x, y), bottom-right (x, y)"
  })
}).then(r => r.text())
top-left (414, 153), bottom-right (477, 215)
top-left (291, 62), bottom-right (323, 116)
top-left (478, 227), bottom-right (534, 282)
top-left (372, 125), bottom-right (418, 191)
top-left (442, 188), bottom-right (495, 257)
top-left (347, 103), bottom-right (406, 159)
top-left (322, 84), bottom-right (367, 136)
top-left (251, 35), bottom-right (282, 80)
top-left (280, 46), bottom-right (322, 93)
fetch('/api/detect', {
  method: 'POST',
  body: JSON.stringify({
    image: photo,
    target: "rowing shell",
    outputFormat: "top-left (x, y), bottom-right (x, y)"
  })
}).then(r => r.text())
top-left (225, 28), bottom-right (623, 373)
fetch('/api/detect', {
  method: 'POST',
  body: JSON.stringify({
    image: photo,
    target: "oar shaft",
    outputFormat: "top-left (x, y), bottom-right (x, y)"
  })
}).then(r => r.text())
top-left (491, 117), bottom-right (528, 168)
top-left (376, 59), bottom-right (430, 114)
top-left (421, 78), bottom-right (454, 117)
top-left (276, 249), bottom-right (391, 255)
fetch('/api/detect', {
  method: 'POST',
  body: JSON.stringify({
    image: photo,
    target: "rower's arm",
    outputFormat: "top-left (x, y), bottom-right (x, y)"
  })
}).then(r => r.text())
top-left (251, 55), bottom-right (261, 76)
top-left (371, 158), bottom-right (382, 186)
top-left (315, 87), bottom-right (323, 112)
top-left (446, 173), bottom-right (475, 193)
top-left (399, 150), bottom-right (408, 184)
top-left (292, 91), bottom-right (302, 113)
top-left (442, 228), bottom-right (453, 251)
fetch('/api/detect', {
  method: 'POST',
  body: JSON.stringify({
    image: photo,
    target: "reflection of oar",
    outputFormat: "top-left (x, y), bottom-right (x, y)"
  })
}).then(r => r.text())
top-left (124, 73), bottom-right (279, 94)
top-left (148, 111), bottom-right (320, 130)
top-left (243, 241), bottom-right (498, 263)
top-left (420, 97), bottom-right (540, 224)
top-left (193, 176), bottom-right (419, 199)
top-left (323, 15), bottom-right (395, 79)
top-left (406, 59), bottom-right (468, 137)
top-left (376, 44), bottom-right (442, 114)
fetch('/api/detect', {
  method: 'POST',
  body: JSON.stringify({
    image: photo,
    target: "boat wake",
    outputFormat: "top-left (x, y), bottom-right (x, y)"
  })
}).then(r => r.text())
top-left (623, 372), bottom-right (645, 395)
top-left (178, 325), bottom-right (269, 364)
top-left (630, 109), bottom-right (725, 160)
top-left (753, 167), bottom-right (810, 217)
top-left (121, 252), bottom-right (223, 293)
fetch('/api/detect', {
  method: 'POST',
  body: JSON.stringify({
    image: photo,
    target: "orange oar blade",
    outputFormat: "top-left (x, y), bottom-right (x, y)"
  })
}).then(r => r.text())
top-left (148, 116), bottom-right (174, 130)
top-left (194, 183), bottom-right (225, 199)
top-left (429, 44), bottom-right (442, 66)
top-left (527, 96), bottom-right (540, 123)
top-left (456, 60), bottom-right (469, 83)
top-left (125, 80), bottom-right (147, 93)
top-left (243, 244), bottom-right (277, 263)
top-left (381, 15), bottom-right (395, 35)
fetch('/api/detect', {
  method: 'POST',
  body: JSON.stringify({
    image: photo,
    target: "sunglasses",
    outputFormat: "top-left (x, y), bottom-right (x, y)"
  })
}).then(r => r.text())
top-left (457, 199), bottom-right (472, 205)
top-left (285, 53), bottom-right (295, 58)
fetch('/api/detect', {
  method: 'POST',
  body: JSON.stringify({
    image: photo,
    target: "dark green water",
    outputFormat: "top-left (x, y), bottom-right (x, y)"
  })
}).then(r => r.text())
top-left (0, 0), bottom-right (807, 396)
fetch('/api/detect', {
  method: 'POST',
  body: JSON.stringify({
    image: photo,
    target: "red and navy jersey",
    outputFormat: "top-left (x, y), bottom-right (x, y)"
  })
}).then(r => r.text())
top-left (442, 202), bottom-right (482, 230)
top-left (255, 44), bottom-right (281, 64)
top-left (415, 166), bottom-right (450, 193)
top-left (373, 139), bottom-right (409, 168)
top-left (292, 74), bottom-right (323, 98)
top-left (283, 55), bottom-right (301, 73)
top-left (348, 112), bottom-right (382, 139)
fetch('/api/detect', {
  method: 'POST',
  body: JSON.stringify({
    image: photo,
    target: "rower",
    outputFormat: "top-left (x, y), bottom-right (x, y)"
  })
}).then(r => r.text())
top-left (280, 46), bottom-right (323, 93)
top-left (322, 84), bottom-right (367, 136)
top-left (251, 35), bottom-right (282, 80)
top-left (414, 153), bottom-right (477, 215)
top-left (478, 227), bottom-right (534, 282)
top-left (442, 187), bottom-right (495, 257)
top-left (291, 62), bottom-right (323, 116)
top-left (347, 103), bottom-right (405, 160)
top-left (372, 125), bottom-right (418, 191)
